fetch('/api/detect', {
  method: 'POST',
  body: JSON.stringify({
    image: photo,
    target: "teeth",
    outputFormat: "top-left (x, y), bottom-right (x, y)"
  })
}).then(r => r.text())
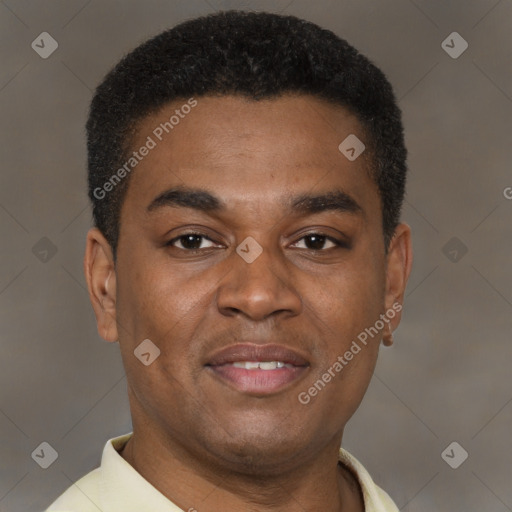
top-left (233, 361), bottom-right (260, 370)
top-left (231, 361), bottom-right (291, 370)
top-left (259, 361), bottom-right (278, 370)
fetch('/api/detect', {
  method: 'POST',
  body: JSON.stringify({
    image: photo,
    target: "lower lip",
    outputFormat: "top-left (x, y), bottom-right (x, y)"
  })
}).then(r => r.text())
top-left (207, 365), bottom-right (308, 395)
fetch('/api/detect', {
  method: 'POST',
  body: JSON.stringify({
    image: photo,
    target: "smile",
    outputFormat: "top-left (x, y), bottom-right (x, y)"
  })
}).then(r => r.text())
top-left (205, 344), bottom-right (310, 395)
top-left (231, 361), bottom-right (295, 370)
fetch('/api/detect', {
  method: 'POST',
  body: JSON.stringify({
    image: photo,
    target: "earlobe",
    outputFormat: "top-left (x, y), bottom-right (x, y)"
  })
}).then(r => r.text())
top-left (84, 228), bottom-right (119, 343)
top-left (382, 323), bottom-right (394, 346)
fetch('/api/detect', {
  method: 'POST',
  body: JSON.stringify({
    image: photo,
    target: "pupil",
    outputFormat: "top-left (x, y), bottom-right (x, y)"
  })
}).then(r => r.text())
top-left (306, 235), bottom-right (325, 250)
top-left (183, 235), bottom-right (201, 249)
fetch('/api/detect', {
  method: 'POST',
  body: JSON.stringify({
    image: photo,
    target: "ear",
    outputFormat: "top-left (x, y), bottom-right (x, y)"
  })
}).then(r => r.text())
top-left (382, 223), bottom-right (413, 344)
top-left (84, 227), bottom-right (118, 342)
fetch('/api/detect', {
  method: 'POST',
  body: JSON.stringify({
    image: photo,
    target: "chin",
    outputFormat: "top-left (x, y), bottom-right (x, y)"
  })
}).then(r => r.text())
top-left (200, 427), bottom-right (309, 475)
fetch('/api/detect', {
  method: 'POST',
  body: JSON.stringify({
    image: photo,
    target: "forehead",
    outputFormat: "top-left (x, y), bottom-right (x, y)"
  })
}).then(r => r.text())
top-left (121, 94), bottom-right (380, 221)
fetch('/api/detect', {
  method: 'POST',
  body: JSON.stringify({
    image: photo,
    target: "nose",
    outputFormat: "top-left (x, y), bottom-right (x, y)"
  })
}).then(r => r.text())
top-left (216, 238), bottom-right (303, 322)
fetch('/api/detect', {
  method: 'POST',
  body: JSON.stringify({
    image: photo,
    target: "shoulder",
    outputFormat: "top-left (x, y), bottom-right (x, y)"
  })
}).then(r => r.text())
top-left (339, 447), bottom-right (399, 512)
top-left (44, 467), bottom-right (101, 511)
top-left (45, 432), bottom-right (132, 511)
top-left (372, 484), bottom-right (400, 512)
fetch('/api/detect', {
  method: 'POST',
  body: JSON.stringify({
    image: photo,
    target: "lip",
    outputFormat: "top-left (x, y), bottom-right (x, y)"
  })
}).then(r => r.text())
top-left (205, 343), bottom-right (310, 395)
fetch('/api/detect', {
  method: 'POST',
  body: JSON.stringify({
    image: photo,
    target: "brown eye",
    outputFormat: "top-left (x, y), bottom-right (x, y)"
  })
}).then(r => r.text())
top-left (292, 233), bottom-right (347, 251)
top-left (166, 233), bottom-right (216, 251)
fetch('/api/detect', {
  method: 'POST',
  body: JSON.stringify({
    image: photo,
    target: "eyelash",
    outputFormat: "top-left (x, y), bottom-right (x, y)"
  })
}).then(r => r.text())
top-left (165, 231), bottom-right (349, 253)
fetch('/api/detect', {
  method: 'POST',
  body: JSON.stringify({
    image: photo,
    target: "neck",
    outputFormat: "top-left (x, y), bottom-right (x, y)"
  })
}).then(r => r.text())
top-left (119, 428), bottom-right (364, 512)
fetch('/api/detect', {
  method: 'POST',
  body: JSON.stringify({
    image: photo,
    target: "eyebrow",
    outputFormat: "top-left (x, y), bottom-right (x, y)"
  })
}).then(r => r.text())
top-left (146, 186), bottom-right (364, 217)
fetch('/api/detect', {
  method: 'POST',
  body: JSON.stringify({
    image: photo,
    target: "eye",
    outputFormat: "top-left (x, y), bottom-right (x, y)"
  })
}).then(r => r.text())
top-left (291, 233), bottom-right (347, 251)
top-left (165, 231), bottom-right (348, 253)
top-left (166, 233), bottom-right (218, 251)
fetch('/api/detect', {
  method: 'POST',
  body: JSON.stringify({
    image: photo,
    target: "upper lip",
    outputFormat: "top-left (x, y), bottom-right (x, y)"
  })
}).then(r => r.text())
top-left (206, 343), bottom-right (309, 367)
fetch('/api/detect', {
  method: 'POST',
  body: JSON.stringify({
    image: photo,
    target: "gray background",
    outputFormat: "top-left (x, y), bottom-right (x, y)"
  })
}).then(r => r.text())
top-left (0, 0), bottom-right (511, 511)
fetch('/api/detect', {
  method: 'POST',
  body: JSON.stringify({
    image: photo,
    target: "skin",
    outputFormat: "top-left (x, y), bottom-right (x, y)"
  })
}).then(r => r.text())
top-left (84, 94), bottom-right (413, 512)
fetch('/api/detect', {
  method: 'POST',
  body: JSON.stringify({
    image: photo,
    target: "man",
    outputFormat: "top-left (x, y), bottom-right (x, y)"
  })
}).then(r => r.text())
top-left (47, 10), bottom-right (412, 512)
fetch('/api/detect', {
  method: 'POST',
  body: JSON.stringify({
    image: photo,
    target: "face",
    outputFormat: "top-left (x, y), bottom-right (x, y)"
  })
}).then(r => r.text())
top-left (85, 94), bottom-right (412, 474)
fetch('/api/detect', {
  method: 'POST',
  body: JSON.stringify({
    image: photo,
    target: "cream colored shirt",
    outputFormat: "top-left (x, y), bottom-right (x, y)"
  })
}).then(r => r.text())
top-left (46, 432), bottom-right (398, 512)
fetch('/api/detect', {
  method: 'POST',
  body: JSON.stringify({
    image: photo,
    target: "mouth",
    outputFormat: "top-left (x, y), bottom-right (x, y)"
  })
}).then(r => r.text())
top-left (205, 343), bottom-right (310, 395)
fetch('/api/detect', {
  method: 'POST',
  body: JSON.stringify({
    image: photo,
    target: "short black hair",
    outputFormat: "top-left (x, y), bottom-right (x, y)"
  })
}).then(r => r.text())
top-left (87, 10), bottom-right (407, 261)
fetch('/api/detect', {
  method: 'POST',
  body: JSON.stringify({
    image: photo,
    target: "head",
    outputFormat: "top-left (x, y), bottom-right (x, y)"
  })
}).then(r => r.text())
top-left (85, 11), bottom-right (412, 474)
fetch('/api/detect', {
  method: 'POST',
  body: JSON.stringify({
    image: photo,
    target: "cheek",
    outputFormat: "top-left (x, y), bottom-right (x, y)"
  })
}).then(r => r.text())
top-left (296, 344), bottom-right (379, 439)
top-left (116, 254), bottom-right (193, 336)
top-left (311, 256), bottom-right (385, 337)
top-left (115, 262), bottom-right (204, 418)
top-left (117, 262), bottom-right (214, 380)
top-left (334, 350), bottom-right (378, 420)
top-left (300, 252), bottom-right (384, 398)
